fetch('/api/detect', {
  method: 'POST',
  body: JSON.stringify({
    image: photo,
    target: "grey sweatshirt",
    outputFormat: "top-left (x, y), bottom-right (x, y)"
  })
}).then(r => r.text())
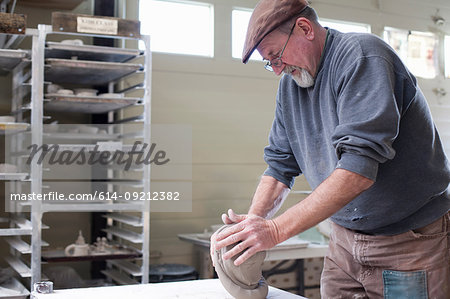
top-left (263, 29), bottom-right (450, 235)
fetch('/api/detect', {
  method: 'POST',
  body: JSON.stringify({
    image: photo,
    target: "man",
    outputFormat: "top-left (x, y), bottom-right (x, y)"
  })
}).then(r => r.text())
top-left (211, 0), bottom-right (450, 298)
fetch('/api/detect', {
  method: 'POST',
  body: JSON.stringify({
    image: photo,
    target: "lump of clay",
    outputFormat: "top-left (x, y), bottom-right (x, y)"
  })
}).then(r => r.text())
top-left (213, 225), bottom-right (268, 299)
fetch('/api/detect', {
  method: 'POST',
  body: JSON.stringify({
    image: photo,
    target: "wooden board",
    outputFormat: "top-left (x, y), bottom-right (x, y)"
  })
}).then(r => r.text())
top-left (0, 13), bottom-right (26, 34)
top-left (52, 12), bottom-right (140, 38)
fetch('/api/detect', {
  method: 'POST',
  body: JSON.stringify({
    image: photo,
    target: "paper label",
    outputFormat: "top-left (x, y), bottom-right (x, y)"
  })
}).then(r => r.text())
top-left (77, 16), bottom-right (118, 35)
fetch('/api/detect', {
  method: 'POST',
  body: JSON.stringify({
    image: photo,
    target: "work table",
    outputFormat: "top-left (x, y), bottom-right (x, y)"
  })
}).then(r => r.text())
top-left (31, 279), bottom-right (307, 298)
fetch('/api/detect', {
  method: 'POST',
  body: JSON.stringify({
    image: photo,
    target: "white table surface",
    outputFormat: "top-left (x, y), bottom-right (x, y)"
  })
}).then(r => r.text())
top-left (31, 279), bottom-right (307, 299)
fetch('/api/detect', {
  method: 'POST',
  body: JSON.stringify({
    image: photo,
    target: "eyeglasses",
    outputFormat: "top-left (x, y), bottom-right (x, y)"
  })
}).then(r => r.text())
top-left (264, 23), bottom-right (296, 72)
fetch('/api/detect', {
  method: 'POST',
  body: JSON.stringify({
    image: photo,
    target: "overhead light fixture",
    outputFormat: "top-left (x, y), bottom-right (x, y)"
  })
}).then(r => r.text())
top-left (432, 9), bottom-right (445, 26)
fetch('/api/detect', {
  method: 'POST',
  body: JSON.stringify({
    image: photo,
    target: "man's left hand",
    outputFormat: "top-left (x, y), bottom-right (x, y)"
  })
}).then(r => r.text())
top-left (214, 210), bottom-right (281, 266)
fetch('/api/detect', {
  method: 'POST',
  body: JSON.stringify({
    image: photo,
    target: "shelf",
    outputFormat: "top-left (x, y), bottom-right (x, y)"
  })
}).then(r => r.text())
top-left (108, 259), bottom-right (142, 276)
top-left (41, 247), bottom-right (141, 263)
top-left (120, 131), bottom-right (144, 139)
top-left (0, 277), bottom-right (30, 298)
top-left (0, 49), bottom-right (28, 76)
top-left (40, 143), bottom-right (145, 152)
top-left (4, 256), bottom-right (31, 278)
top-left (0, 173), bottom-right (28, 181)
top-left (44, 93), bottom-right (140, 114)
top-left (46, 42), bottom-right (140, 62)
top-left (103, 213), bottom-right (143, 227)
top-left (45, 58), bottom-right (142, 85)
top-left (4, 237), bottom-right (49, 254)
top-left (10, 217), bottom-right (49, 230)
top-left (40, 202), bottom-right (145, 213)
top-left (4, 237), bottom-right (32, 254)
top-left (102, 227), bottom-right (143, 244)
top-left (101, 269), bottom-right (139, 285)
top-left (107, 164), bottom-right (144, 172)
top-left (0, 122), bottom-right (29, 135)
top-left (43, 132), bottom-right (121, 140)
top-left (112, 115), bottom-right (143, 125)
top-left (0, 228), bottom-right (31, 236)
top-left (102, 180), bottom-right (144, 188)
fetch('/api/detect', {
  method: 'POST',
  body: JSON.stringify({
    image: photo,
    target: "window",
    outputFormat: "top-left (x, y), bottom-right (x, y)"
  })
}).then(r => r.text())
top-left (139, 0), bottom-right (214, 57)
top-left (320, 19), bottom-right (370, 33)
top-left (232, 8), bottom-right (262, 61)
top-left (384, 27), bottom-right (437, 79)
top-left (445, 36), bottom-right (450, 78)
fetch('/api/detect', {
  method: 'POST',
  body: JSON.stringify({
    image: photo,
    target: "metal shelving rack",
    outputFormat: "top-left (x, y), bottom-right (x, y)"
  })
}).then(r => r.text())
top-left (0, 14), bottom-right (33, 298)
top-left (1, 13), bottom-right (152, 292)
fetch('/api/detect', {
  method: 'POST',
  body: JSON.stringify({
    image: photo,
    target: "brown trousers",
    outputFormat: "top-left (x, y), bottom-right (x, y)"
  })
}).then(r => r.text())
top-left (320, 212), bottom-right (449, 299)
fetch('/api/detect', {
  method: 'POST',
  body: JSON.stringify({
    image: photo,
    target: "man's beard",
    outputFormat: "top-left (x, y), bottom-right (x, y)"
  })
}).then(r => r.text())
top-left (283, 65), bottom-right (314, 88)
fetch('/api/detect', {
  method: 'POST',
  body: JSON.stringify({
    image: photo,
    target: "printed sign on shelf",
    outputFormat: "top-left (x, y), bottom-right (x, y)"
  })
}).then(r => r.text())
top-left (77, 16), bottom-right (118, 35)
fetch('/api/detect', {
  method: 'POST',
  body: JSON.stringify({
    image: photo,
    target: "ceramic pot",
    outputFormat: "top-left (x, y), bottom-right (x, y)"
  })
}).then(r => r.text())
top-left (64, 243), bottom-right (89, 256)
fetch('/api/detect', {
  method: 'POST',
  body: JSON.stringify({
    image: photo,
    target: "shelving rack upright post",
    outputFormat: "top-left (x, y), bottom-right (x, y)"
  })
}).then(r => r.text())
top-left (29, 23), bottom-right (48, 289)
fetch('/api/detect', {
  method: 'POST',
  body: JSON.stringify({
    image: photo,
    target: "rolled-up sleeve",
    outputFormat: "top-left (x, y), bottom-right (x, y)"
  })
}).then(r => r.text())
top-left (263, 90), bottom-right (302, 188)
top-left (332, 56), bottom-right (413, 181)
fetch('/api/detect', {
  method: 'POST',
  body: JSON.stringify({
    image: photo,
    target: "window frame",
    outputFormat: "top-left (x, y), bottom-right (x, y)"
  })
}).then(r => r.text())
top-left (445, 35), bottom-right (450, 78)
top-left (231, 7), bottom-right (263, 62)
top-left (383, 26), bottom-right (438, 79)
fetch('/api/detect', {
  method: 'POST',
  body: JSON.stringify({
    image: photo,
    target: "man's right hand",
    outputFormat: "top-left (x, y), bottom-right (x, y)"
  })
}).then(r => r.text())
top-left (221, 209), bottom-right (246, 225)
top-left (210, 209), bottom-right (247, 266)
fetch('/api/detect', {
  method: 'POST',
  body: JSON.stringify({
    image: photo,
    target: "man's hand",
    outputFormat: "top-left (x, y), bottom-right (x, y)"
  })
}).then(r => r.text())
top-left (210, 209), bottom-right (247, 266)
top-left (221, 208), bottom-right (245, 225)
top-left (212, 209), bottom-right (282, 266)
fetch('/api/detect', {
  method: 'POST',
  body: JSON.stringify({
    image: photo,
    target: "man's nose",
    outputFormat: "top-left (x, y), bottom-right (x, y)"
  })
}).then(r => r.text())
top-left (273, 64), bottom-right (286, 76)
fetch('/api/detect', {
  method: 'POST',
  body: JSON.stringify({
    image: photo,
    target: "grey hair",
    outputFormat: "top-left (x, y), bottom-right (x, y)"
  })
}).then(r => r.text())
top-left (277, 6), bottom-right (320, 35)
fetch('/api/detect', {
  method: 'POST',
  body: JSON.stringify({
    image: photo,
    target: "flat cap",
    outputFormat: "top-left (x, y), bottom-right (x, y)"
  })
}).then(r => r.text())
top-left (242, 0), bottom-right (309, 64)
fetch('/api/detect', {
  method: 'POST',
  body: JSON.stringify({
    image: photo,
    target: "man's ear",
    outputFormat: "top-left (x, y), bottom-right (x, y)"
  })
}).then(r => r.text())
top-left (296, 17), bottom-right (314, 40)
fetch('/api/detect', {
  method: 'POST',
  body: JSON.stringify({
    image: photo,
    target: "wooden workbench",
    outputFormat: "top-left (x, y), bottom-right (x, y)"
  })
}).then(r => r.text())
top-left (31, 279), bottom-right (307, 298)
